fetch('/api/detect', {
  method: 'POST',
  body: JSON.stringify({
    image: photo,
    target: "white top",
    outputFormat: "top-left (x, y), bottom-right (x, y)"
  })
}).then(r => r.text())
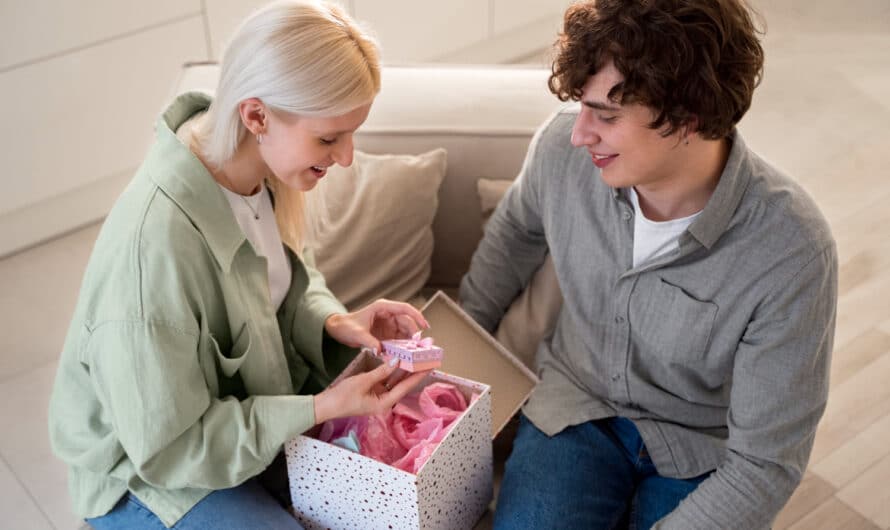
top-left (628, 187), bottom-right (702, 268)
top-left (218, 183), bottom-right (292, 310)
top-left (174, 113), bottom-right (291, 309)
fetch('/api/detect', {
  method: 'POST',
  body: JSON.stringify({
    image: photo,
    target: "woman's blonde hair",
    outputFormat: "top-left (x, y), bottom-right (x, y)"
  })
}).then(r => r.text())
top-left (195, 0), bottom-right (381, 252)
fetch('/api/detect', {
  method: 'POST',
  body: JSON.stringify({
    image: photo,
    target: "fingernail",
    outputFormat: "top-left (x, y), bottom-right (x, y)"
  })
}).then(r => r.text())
top-left (371, 347), bottom-right (378, 356)
top-left (388, 358), bottom-right (399, 367)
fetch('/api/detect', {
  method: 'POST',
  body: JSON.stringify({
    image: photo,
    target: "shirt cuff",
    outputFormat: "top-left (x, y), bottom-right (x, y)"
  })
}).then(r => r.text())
top-left (256, 394), bottom-right (316, 456)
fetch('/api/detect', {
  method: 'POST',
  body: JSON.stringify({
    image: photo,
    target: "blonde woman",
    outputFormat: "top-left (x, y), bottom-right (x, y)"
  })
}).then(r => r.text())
top-left (48, 2), bottom-right (429, 528)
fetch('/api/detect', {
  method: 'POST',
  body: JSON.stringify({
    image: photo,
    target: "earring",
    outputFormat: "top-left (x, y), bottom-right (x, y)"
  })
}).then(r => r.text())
top-left (257, 133), bottom-right (263, 144)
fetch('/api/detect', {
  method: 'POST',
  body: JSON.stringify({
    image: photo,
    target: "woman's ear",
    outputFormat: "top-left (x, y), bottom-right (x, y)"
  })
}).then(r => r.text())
top-left (238, 98), bottom-right (267, 136)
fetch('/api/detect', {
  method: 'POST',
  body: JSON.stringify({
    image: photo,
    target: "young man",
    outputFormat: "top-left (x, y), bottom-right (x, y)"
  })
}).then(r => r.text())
top-left (459, 1), bottom-right (838, 528)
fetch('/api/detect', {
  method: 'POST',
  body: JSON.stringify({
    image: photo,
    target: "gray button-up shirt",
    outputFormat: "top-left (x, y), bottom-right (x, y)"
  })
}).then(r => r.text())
top-left (460, 106), bottom-right (837, 529)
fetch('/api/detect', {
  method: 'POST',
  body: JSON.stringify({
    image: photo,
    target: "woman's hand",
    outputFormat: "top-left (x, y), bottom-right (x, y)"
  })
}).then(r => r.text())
top-left (313, 357), bottom-right (430, 424)
top-left (323, 298), bottom-right (430, 352)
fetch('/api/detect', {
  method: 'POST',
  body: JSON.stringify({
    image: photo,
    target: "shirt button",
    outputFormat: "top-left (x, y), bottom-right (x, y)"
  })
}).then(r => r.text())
top-left (622, 211), bottom-right (632, 220)
top-left (611, 373), bottom-right (621, 381)
top-left (615, 315), bottom-right (626, 324)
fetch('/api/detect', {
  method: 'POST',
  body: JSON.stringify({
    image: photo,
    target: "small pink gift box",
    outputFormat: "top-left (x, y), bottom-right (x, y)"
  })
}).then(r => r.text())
top-left (381, 331), bottom-right (444, 372)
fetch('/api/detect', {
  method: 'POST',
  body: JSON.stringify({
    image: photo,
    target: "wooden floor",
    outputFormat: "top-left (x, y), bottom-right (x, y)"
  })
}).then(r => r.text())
top-left (751, 3), bottom-right (890, 528)
top-left (1, 2), bottom-right (888, 529)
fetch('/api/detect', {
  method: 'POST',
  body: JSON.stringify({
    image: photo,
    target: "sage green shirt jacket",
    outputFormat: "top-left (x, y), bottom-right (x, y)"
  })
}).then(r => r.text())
top-left (48, 92), bottom-right (355, 527)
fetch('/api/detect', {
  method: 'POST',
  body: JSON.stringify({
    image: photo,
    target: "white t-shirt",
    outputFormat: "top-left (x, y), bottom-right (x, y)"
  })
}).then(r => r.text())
top-left (174, 114), bottom-right (292, 309)
top-left (218, 183), bottom-right (292, 310)
top-left (628, 187), bottom-right (702, 268)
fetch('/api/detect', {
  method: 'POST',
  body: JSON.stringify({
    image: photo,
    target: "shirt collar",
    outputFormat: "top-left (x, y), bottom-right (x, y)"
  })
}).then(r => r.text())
top-left (148, 91), bottom-right (246, 273)
top-left (686, 130), bottom-right (751, 249)
top-left (610, 130), bottom-right (752, 250)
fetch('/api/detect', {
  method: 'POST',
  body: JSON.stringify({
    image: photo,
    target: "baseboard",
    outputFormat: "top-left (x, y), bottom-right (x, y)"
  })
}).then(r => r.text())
top-left (0, 170), bottom-right (134, 258)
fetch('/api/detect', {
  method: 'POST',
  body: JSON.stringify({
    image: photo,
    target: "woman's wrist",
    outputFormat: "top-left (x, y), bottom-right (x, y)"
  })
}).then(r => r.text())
top-left (323, 313), bottom-right (346, 336)
top-left (313, 390), bottom-right (336, 425)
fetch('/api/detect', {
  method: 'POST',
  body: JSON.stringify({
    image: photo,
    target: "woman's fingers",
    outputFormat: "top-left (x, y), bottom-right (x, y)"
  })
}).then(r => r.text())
top-left (337, 298), bottom-right (430, 347)
top-left (361, 356), bottom-right (400, 386)
top-left (360, 359), bottom-right (430, 409)
top-left (354, 328), bottom-right (382, 352)
top-left (317, 359), bottom-right (433, 422)
top-left (372, 315), bottom-right (400, 341)
top-left (383, 367), bottom-right (408, 390)
top-left (372, 299), bottom-right (430, 330)
top-left (395, 313), bottom-right (421, 338)
top-left (379, 370), bottom-right (430, 408)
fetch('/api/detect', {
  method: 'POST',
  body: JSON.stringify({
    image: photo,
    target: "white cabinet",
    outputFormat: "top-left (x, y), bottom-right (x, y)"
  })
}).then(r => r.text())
top-left (2, 17), bottom-right (205, 211)
top-left (492, 0), bottom-right (566, 35)
top-left (354, 0), bottom-right (570, 63)
top-left (354, 0), bottom-right (489, 62)
top-left (0, 15), bottom-right (206, 255)
top-left (0, 0), bottom-right (201, 71)
top-left (0, 0), bottom-right (570, 256)
top-left (205, 0), bottom-right (274, 59)
top-left (204, 0), bottom-right (353, 59)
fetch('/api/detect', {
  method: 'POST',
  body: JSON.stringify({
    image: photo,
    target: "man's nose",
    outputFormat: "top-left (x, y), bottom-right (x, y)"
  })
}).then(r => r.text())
top-left (571, 110), bottom-right (599, 147)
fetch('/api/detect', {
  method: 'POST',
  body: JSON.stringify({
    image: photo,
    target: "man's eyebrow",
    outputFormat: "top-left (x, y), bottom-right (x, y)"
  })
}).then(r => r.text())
top-left (582, 100), bottom-right (622, 112)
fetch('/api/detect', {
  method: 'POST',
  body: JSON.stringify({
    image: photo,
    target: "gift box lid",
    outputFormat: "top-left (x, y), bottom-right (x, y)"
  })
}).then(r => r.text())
top-left (420, 291), bottom-right (538, 438)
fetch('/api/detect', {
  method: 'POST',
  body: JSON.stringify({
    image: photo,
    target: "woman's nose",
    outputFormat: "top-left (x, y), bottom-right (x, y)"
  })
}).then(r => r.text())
top-left (332, 135), bottom-right (354, 167)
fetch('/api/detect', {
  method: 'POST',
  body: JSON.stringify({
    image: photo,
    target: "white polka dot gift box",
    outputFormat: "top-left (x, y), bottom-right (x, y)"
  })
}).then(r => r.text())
top-left (285, 291), bottom-right (538, 530)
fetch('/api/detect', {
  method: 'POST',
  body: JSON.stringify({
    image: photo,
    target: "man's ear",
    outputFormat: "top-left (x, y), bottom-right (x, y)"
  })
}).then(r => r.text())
top-left (238, 98), bottom-right (267, 135)
top-left (684, 116), bottom-right (700, 137)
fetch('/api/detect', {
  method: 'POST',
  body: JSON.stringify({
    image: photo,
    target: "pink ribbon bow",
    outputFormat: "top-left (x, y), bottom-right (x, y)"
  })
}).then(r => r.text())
top-left (407, 331), bottom-right (434, 349)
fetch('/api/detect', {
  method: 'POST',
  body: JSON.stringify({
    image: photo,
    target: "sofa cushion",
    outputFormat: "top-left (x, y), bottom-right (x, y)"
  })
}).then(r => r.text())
top-left (476, 178), bottom-right (563, 370)
top-left (352, 66), bottom-right (563, 288)
top-left (307, 148), bottom-right (447, 310)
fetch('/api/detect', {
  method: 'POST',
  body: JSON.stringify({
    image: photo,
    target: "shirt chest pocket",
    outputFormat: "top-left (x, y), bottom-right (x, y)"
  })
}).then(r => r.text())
top-left (204, 322), bottom-right (253, 378)
top-left (631, 278), bottom-right (718, 362)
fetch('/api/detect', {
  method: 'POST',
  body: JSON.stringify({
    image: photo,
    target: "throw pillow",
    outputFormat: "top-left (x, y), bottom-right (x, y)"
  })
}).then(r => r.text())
top-left (307, 148), bottom-right (447, 310)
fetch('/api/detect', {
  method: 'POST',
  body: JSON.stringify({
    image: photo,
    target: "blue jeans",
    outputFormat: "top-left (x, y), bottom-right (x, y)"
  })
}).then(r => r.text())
top-left (493, 415), bottom-right (711, 530)
top-left (86, 453), bottom-right (303, 530)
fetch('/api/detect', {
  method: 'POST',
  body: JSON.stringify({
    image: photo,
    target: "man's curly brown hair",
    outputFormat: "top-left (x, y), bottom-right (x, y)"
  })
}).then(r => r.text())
top-left (549, 0), bottom-right (764, 139)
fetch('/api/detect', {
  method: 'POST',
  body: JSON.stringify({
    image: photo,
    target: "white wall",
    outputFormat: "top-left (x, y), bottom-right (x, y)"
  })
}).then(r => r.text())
top-left (0, 0), bottom-right (569, 257)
